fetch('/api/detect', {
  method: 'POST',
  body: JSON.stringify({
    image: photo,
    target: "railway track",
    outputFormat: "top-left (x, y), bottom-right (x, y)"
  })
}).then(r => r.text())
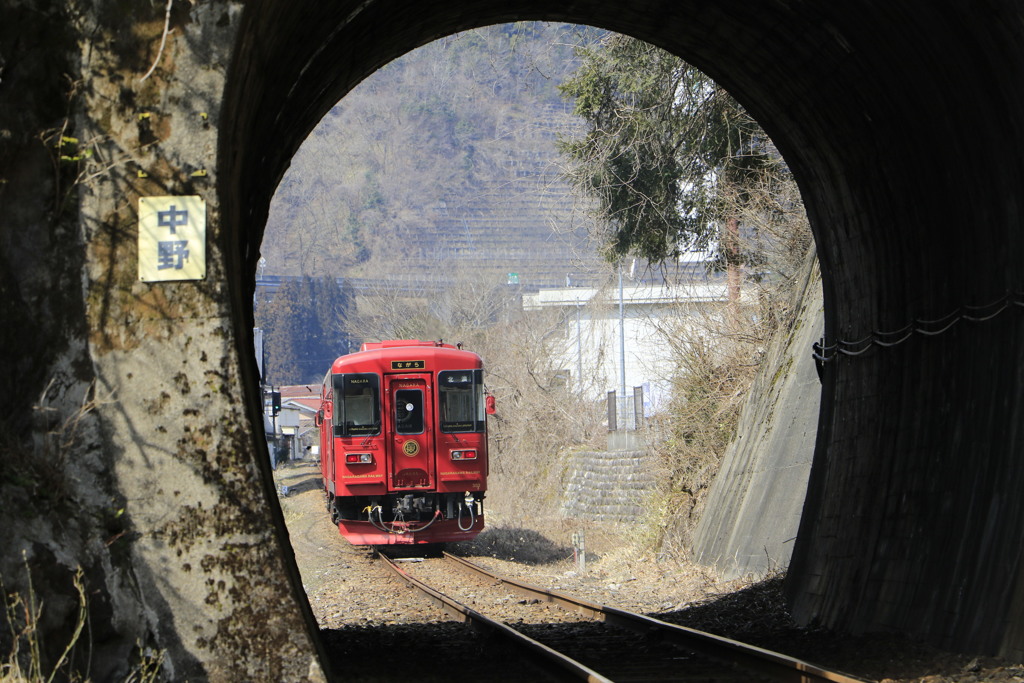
top-left (379, 550), bottom-right (872, 683)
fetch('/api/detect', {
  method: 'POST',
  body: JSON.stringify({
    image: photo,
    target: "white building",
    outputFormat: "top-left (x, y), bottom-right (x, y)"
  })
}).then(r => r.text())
top-left (522, 277), bottom-right (732, 422)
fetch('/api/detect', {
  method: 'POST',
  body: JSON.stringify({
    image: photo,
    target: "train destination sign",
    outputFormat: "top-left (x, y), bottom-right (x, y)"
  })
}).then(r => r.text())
top-left (138, 195), bottom-right (206, 282)
top-left (391, 360), bottom-right (425, 370)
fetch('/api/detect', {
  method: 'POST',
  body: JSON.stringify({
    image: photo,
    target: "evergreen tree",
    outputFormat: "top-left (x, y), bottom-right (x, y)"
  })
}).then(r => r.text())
top-left (313, 275), bottom-right (356, 359)
top-left (558, 34), bottom-right (777, 267)
top-left (255, 276), bottom-right (356, 385)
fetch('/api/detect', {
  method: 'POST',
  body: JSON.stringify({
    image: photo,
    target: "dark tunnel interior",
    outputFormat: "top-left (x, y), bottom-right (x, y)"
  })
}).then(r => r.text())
top-left (219, 0), bottom-right (1024, 657)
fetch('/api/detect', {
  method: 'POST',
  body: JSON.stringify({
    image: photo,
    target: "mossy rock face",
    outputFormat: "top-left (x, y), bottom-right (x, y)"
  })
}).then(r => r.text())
top-left (0, 2), bottom-right (124, 675)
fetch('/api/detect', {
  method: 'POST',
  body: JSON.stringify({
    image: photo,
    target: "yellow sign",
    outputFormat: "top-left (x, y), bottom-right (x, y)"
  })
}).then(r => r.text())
top-left (402, 440), bottom-right (420, 457)
top-left (138, 195), bottom-right (206, 281)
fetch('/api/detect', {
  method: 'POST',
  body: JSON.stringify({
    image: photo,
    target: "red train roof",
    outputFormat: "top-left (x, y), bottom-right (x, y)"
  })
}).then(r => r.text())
top-left (361, 339), bottom-right (457, 351)
top-left (330, 340), bottom-right (482, 375)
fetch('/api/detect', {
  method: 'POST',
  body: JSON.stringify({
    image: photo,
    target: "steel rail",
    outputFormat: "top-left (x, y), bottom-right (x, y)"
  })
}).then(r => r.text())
top-left (443, 552), bottom-right (873, 683)
top-left (379, 552), bottom-right (612, 683)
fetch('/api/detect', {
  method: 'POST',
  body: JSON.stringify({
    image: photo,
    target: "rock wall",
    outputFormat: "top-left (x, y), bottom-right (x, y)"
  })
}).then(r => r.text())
top-left (0, 2), bottom-right (322, 680)
top-left (0, 3), bottom-right (130, 677)
top-left (692, 253), bottom-right (823, 579)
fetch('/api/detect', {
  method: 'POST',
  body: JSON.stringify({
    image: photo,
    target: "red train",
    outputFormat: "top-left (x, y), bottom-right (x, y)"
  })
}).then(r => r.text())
top-left (317, 340), bottom-right (490, 545)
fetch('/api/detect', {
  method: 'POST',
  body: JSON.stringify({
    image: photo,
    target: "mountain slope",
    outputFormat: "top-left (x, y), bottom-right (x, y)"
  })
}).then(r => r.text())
top-left (261, 23), bottom-right (610, 289)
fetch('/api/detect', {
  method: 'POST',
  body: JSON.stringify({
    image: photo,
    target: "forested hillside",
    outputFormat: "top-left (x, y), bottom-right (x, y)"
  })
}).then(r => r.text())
top-left (255, 276), bottom-right (355, 384)
top-left (260, 23), bottom-right (608, 289)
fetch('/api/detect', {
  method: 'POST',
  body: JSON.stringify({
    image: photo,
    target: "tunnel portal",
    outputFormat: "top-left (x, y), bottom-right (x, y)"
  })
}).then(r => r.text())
top-left (6, 1), bottom-right (1024, 679)
top-left (224, 0), bottom-right (1024, 659)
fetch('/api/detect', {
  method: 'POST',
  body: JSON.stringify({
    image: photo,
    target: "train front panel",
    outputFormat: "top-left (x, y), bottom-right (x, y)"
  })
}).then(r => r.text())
top-left (320, 341), bottom-right (487, 545)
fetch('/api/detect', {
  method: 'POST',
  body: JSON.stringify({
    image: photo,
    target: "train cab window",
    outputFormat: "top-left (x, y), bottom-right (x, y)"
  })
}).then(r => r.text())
top-left (394, 389), bottom-right (424, 434)
top-left (438, 369), bottom-right (485, 433)
top-left (332, 373), bottom-right (381, 436)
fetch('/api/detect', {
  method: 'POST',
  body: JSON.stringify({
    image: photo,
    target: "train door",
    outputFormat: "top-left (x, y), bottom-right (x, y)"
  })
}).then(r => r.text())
top-left (385, 375), bottom-right (434, 489)
top-left (321, 398), bottom-right (334, 488)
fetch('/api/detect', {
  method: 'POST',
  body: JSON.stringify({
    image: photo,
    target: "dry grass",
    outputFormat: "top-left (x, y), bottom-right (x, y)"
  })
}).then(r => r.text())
top-left (1, 560), bottom-right (86, 683)
top-left (636, 168), bottom-right (813, 556)
top-left (0, 560), bottom-right (163, 683)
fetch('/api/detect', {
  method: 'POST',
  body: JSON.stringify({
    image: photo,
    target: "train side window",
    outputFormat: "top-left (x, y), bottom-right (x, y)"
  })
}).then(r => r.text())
top-left (394, 389), bottom-right (424, 434)
top-left (332, 373), bottom-right (381, 437)
top-left (438, 369), bottom-right (485, 433)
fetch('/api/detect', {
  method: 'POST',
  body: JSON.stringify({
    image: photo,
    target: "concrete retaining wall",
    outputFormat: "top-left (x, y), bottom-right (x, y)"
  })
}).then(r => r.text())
top-left (691, 254), bottom-right (823, 579)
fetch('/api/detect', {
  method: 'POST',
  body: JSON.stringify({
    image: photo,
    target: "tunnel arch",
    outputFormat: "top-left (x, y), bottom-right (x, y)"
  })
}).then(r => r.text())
top-left (221, 0), bottom-right (1024, 659)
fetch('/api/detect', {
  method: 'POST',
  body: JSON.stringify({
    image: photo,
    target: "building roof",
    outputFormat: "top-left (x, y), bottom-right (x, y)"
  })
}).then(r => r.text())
top-left (279, 384), bottom-right (320, 400)
top-left (283, 397), bottom-right (320, 414)
top-left (522, 281), bottom-right (732, 309)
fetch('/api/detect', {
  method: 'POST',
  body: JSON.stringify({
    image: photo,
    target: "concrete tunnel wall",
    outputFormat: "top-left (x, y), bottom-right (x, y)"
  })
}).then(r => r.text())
top-left (4, 0), bottom-right (1024, 679)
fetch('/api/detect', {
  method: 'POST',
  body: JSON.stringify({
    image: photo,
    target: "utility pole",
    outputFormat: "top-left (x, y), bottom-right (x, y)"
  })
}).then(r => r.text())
top-left (619, 264), bottom-right (626, 405)
top-left (576, 297), bottom-right (583, 395)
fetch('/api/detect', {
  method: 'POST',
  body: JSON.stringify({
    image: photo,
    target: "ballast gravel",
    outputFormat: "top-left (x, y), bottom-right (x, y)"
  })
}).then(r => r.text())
top-left (275, 463), bottom-right (1024, 682)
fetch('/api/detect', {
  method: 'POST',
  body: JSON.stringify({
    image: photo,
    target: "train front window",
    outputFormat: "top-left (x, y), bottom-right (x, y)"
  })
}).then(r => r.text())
top-left (394, 389), bottom-right (424, 434)
top-left (332, 373), bottom-right (381, 436)
top-left (438, 369), bottom-right (485, 433)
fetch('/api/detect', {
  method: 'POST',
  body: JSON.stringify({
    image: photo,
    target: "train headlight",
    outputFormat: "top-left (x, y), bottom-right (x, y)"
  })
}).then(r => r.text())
top-left (345, 453), bottom-right (373, 464)
top-left (450, 449), bottom-right (477, 460)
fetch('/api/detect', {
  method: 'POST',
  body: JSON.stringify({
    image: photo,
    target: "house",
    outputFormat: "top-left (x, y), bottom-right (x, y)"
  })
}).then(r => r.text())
top-left (266, 384), bottom-right (322, 464)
